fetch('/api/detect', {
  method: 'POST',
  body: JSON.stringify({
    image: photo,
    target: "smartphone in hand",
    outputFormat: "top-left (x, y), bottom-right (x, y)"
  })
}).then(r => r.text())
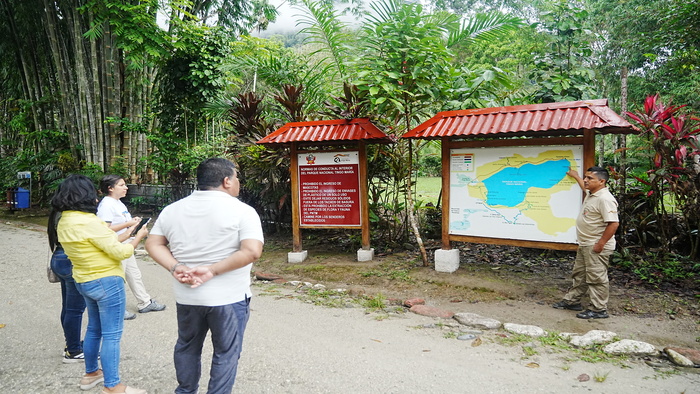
top-left (130, 217), bottom-right (151, 237)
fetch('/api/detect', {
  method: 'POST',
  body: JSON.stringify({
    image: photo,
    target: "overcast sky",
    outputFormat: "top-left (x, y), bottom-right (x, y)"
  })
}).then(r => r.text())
top-left (257, 0), bottom-right (363, 36)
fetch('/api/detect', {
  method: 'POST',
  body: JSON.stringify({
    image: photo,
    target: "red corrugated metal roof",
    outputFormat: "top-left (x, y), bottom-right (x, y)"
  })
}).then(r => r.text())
top-left (403, 99), bottom-right (636, 139)
top-left (257, 118), bottom-right (392, 145)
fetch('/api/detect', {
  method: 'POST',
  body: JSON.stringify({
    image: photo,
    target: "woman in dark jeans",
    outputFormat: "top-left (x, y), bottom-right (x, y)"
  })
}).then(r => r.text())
top-left (48, 210), bottom-right (86, 363)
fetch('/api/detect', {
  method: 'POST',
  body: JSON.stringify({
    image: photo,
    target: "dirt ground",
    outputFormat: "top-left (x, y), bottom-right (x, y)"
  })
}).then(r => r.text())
top-left (254, 234), bottom-right (700, 350)
top-left (3, 210), bottom-right (699, 350)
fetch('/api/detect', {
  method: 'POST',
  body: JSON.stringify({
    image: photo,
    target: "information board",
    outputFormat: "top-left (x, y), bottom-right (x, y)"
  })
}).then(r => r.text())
top-left (298, 151), bottom-right (361, 227)
top-left (449, 145), bottom-right (583, 244)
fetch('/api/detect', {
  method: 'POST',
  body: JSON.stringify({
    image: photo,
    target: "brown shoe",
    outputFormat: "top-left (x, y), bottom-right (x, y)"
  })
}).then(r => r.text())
top-left (79, 370), bottom-right (104, 390)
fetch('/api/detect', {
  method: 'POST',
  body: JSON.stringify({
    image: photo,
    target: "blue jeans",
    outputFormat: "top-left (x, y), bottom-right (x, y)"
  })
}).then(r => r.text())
top-left (174, 298), bottom-right (251, 394)
top-left (75, 276), bottom-right (125, 388)
top-left (50, 247), bottom-right (86, 354)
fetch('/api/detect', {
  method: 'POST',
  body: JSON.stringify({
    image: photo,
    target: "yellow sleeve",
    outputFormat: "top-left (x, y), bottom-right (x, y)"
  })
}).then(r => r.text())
top-left (86, 218), bottom-right (135, 261)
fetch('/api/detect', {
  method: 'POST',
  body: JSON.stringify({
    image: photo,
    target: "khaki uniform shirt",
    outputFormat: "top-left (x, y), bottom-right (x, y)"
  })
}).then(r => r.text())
top-left (576, 187), bottom-right (618, 249)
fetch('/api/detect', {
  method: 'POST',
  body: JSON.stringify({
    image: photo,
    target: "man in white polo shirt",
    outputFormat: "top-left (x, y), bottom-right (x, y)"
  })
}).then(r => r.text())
top-left (146, 158), bottom-right (264, 394)
top-left (553, 166), bottom-right (619, 319)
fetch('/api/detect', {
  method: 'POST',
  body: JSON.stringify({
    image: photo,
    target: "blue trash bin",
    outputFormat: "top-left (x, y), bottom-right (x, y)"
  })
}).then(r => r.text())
top-left (15, 187), bottom-right (30, 209)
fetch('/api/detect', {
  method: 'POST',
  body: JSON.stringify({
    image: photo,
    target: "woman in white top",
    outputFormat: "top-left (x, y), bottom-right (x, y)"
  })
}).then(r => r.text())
top-left (97, 175), bottom-right (165, 319)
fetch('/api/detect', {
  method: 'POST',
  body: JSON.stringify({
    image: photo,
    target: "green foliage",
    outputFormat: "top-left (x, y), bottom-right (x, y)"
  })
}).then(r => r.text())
top-left (613, 251), bottom-right (698, 286)
top-left (417, 155), bottom-right (441, 177)
top-left (162, 24), bottom-right (230, 110)
top-left (223, 91), bottom-right (291, 232)
top-left (82, 0), bottom-right (171, 65)
top-left (354, 0), bottom-right (455, 126)
top-left (625, 95), bottom-right (700, 258)
top-left (529, 0), bottom-right (598, 103)
top-left (151, 23), bottom-right (231, 184)
top-left (296, 0), bottom-right (353, 80)
top-left (589, 0), bottom-right (700, 110)
top-left (361, 293), bottom-right (387, 310)
top-left (458, 28), bottom-right (545, 77)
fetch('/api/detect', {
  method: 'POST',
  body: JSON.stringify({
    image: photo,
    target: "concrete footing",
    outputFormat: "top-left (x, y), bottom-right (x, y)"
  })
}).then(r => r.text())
top-left (357, 248), bottom-right (374, 262)
top-left (434, 249), bottom-right (460, 273)
top-left (287, 250), bottom-right (308, 263)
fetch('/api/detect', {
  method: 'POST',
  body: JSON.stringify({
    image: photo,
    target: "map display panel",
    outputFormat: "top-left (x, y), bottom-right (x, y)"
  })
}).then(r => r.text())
top-left (449, 145), bottom-right (583, 244)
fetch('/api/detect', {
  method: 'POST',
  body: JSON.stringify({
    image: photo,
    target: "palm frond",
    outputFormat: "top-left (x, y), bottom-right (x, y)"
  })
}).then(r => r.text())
top-left (447, 11), bottom-right (524, 48)
top-left (295, 0), bottom-right (352, 79)
top-left (364, 0), bottom-right (400, 27)
top-left (423, 10), bottom-right (460, 33)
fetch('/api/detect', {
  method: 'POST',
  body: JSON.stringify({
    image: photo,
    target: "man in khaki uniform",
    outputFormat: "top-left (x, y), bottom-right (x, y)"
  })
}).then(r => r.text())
top-left (553, 166), bottom-right (619, 319)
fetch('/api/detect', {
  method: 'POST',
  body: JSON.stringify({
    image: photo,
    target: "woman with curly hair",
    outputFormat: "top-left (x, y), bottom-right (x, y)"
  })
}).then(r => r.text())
top-left (52, 174), bottom-right (148, 394)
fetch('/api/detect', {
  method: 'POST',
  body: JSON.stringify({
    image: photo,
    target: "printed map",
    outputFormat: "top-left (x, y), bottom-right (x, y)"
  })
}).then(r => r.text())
top-left (449, 145), bottom-right (583, 244)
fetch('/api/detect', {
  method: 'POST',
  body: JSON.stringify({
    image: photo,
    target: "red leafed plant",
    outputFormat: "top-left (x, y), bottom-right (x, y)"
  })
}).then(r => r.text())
top-left (626, 94), bottom-right (700, 258)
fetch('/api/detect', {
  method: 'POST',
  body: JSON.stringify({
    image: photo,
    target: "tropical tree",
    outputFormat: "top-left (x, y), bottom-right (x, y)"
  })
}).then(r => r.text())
top-left (528, 0), bottom-right (598, 103)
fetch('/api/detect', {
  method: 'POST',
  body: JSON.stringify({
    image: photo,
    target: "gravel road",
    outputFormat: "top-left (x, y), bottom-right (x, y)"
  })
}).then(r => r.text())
top-left (1, 222), bottom-right (698, 394)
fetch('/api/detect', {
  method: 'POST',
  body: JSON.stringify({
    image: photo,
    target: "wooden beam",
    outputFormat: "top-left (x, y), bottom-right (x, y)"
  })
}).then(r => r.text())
top-left (450, 136), bottom-right (584, 149)
top-left (441, 137), bottom-right (451, 250)
top-left (290, 142), bottom-right (302, 252)
top-left (359, 141), bottom-right (371, 250)
top-left (449, 234), bottom-right (578, 252)
top-left (583, 129), bottom-right (596, 171)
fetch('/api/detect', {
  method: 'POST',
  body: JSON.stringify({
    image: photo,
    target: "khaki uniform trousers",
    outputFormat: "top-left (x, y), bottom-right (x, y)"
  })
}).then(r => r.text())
top-left (562, 245), bottom-right (612, 312)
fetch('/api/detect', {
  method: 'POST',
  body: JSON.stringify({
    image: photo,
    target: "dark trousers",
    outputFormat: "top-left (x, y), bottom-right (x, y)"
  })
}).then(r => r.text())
top-left (174, 298), bottom-right (250, 394)
top-left (50, 247), bottom-right (86, 354)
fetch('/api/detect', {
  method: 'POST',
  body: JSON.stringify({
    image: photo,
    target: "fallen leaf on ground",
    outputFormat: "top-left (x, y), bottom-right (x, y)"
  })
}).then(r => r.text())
top-left (525, 362), bottom-right (539, 368)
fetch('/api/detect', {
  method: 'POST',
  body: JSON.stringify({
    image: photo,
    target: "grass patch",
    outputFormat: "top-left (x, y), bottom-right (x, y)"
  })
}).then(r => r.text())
top-left (254, 284), bottom-right (283, 297)
top-left (576, 345), bottom-right (627, 365)
top-left (361, 293), bottom-right (387, 311)
top-left (645, 368), bottom-right (682, 380)
top-left (285, 264), bottom-right (326, 273)
top-left (298, 288), bottom-right (353, 308)
top-left (495, 333), bottom-right (532, 346)
top-left (359, 261), bottom-right (416, 283)
top-left (593, 370), bottom-right (610, 382)
top-left (522, 345), bottom-right (538, 357)
top-left (415, 176), bottom-right (442, 204)
top-left (497, 332), bottom-right (628, 366)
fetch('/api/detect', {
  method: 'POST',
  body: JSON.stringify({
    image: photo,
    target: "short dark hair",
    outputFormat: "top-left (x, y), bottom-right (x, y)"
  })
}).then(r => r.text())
top-left (587, 166), bottom-right (609, 182)
top-left (99, 174), bottom-right (124, 195)
top-left (50, 174), bottom-right (99, 213)
top-left (196, 158), bottom-right (236, 190)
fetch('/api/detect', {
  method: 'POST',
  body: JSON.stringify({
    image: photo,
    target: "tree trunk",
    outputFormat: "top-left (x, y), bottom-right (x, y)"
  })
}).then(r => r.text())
top-left (406, 139), bottom-right (429, 266)
top-left (2, 0), bottom-right (42, 142)
top-left (619, 66), bottom-right (628, 191)
top-left (67, 4), bottom-right (96, 165)
top-left (88, 10), bottom-right (105, 169)
top-left (43, 0), bottom-right (80, 157)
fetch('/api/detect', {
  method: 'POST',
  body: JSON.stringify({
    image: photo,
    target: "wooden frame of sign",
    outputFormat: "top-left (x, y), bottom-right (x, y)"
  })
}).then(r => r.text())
top-left (290, 141), bottom-right (371, 253)
top-left (440, 131), bottom-right (595, 252)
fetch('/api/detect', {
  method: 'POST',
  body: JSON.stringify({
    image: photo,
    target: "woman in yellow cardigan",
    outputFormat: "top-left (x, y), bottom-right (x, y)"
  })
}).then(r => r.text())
top-left (52, 175), bottom-right (148, 394)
